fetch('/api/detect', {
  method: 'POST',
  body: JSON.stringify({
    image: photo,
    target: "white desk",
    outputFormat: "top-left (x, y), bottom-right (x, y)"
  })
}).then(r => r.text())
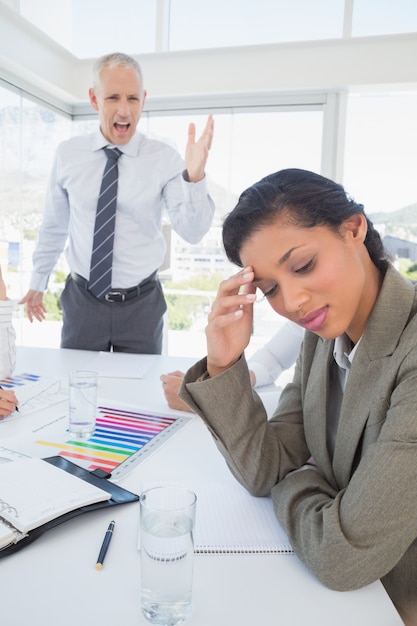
top-left (0, 347), bottom-right (402, 626)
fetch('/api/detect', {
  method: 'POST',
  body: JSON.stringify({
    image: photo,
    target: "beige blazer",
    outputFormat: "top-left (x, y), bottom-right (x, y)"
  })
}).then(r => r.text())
top-left (180, 264), bottom-right (417, 623)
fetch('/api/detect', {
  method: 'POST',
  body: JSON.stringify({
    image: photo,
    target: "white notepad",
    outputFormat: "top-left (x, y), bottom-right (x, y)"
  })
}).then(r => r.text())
top-left (193, 482), bottom-right (293, 554)
top-left (0, 458), bottom-right (111, 537)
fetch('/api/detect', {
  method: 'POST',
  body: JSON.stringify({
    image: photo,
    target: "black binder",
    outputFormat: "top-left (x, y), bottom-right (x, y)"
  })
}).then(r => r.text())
top-left (0, 456), bottom-right (139, 557)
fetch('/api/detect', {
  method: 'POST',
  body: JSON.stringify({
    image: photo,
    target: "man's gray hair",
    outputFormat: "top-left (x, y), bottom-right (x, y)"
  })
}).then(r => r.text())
top-left (92, 52), bottom-right (144, 94)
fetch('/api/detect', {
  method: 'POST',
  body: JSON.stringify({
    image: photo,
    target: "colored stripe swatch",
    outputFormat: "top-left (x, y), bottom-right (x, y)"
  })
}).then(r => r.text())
top-left (0, 373), bottom-right (41, 388)
top-left (35, 405), bottom-right (182, 475)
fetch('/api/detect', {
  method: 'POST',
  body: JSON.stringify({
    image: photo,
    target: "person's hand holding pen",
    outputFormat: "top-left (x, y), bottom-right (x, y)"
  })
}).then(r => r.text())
top-left (0, 386), bottom-right (19, 418)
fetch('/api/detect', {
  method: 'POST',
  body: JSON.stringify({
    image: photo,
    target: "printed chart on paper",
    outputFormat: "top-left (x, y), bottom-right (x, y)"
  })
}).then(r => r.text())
top-left (0, 403), bottom-right (193, 480)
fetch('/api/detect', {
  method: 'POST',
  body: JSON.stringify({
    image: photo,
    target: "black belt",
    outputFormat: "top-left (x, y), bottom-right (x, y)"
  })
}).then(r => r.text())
top-left (70, 272), bottom-right (157, 302)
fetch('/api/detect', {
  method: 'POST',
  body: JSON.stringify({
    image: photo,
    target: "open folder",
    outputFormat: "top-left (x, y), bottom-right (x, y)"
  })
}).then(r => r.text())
top-left (0, 456), bottom-right (139, 556)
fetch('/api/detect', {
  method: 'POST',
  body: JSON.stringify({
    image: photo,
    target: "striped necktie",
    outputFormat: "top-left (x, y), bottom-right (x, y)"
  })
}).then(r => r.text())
top-left (89, 147), bottom-right (122, 299)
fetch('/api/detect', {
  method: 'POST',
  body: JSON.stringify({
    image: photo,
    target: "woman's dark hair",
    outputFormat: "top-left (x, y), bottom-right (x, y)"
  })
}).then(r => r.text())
top-left (222, 168), bottom-right (390, 273)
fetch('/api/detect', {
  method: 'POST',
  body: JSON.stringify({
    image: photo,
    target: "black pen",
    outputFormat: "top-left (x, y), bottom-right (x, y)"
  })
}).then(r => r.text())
top-left (95, 520), bottom-right (115, 570)
top-left (0, 385), bottom-right (19, 412)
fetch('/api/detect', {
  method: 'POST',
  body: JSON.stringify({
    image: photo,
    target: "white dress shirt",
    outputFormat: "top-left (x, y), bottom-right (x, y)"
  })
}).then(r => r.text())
top-left (30, 130), bottom-right (215, 291)
top-left (326, 333), bottom-right (361, 457)
top-left (248, 321), bottom-right (305, 388)
top-left (0, 300), bottom-right (16, 379)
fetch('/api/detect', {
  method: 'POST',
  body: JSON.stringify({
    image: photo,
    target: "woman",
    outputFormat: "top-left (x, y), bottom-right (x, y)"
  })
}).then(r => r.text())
top-left (178, 169), bottom-right (417, 624)
top-left (0, 265), bottom-right (18, 417)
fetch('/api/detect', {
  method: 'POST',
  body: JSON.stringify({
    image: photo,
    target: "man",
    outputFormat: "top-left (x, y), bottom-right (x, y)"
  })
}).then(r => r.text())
top-left (20, 52), bottom-right (215, 354)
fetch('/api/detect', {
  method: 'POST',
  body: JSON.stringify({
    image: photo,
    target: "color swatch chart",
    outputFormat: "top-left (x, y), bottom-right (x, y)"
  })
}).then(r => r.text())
top-left (32, 405), bottom-right (192, 480)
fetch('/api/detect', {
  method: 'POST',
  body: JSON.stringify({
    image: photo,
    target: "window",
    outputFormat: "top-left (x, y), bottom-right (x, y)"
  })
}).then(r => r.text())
top-left (351, 0), bottom-right (417, 36)
top-left (168, 0), bottom-right (344, 50)
top-left (15, 0), bottom-right (417, 58)
top-left (19, 0), bottom-right (156, 58)
top-left (0, 81), bottom-right (71, 346)
top-left (343, 92), bottom-right (417, 215)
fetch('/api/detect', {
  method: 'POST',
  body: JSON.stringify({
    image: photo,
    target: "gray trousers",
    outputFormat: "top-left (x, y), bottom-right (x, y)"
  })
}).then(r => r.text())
top-left (60, 274), bottom-right (167, 354)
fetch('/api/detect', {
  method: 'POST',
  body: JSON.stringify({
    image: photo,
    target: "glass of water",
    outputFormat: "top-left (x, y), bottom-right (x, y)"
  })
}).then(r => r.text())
top-left (140, 485), bottom-right (197, 625)
top-left (68, 370), bottom-right (97, 438)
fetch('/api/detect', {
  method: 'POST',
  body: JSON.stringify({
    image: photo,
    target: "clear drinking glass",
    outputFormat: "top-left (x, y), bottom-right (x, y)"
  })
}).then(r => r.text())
top-left (140, 485), bottom-right (197, 625)
top-left (68, 370), bottom-right (97, 438)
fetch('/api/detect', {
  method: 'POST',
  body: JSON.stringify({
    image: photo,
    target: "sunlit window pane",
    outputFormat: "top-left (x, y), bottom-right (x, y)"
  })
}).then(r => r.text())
top-left (19, 0), bottom-right (156, 58)
top-left (352, 0), bottom-right (417, 36)
top-left (227, 110), bottom-right (322, 195)
top-left (343, 92), bottom-right (417, 216)
top-left (169, 0), bottom-right (344, 50)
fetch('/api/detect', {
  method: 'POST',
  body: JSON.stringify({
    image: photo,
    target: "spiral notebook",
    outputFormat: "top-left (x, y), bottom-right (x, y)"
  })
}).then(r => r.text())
top-left (193, 482), bottom-right (293, 555)
top-left (0, 458), bottom-right (110, 538)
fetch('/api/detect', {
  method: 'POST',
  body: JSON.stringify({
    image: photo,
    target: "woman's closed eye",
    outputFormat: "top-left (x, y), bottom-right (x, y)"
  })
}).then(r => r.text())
top-left (255, 257), bottom-right (315, 301)
top-left (295, 258), bottom-right (315, 274)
